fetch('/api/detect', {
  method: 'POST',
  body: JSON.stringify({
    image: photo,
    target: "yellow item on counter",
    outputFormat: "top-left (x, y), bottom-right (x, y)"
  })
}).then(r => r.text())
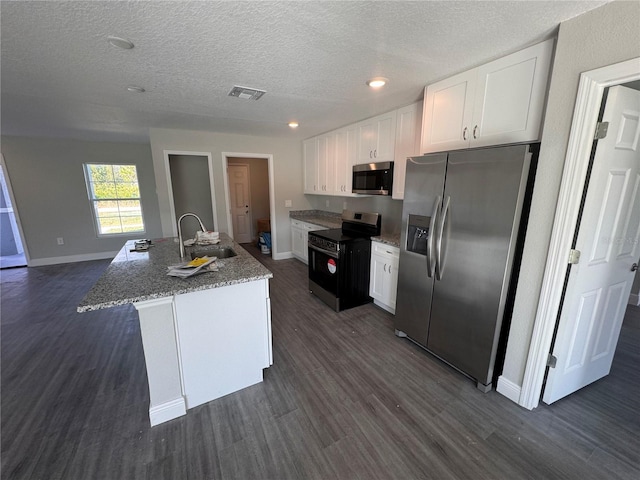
top-left (187, 256), bottom-right (211, 267)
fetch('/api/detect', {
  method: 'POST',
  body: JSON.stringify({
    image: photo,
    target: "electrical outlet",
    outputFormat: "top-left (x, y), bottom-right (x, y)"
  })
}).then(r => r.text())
top-left (325, 200), bottom-right (330, 207)
top-left (343, 201), bottom-right (348, 210)
top-left (57, 237), bottom-right (64, 245)
top-left (285, 200), bottom-right (292, 208)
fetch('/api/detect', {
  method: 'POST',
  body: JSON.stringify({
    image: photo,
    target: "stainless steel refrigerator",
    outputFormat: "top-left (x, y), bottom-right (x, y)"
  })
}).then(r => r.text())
top-left (394, 144), bottom-right (537, 391)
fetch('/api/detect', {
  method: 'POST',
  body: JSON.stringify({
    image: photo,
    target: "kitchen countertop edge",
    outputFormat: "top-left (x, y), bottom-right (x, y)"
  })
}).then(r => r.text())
top-left (371, 234), bottom-right (401, 248)
top-left (289, 210), bottom-right (342, 229)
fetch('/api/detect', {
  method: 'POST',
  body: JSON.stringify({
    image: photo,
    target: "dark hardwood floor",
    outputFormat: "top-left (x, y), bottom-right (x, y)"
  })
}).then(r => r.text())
top-left (1, 246), bottom-right (638, 479)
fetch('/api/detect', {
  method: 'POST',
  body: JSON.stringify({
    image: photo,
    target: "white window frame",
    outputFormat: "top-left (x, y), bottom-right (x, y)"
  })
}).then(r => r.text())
top-left (83, 163), bottom-right (146, 237)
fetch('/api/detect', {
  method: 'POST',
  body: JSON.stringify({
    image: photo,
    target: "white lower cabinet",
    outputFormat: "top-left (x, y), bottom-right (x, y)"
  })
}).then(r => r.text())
top-left (291, 219), bottom-right (326, 264)
top-left (369, 241), bottom-right (399, 314)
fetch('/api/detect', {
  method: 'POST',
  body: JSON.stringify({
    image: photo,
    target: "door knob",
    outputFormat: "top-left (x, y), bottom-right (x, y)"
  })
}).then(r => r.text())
top-left (632, 263), bottom-right (638, 272)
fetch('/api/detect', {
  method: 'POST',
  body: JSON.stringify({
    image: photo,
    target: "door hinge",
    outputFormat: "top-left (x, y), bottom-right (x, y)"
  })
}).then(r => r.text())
top-left (568, 249), bottom-right (581, 265)
top-left (594, 121), bottom-right (609, 140)
top-left (547, 354), bottom-right (557, 368)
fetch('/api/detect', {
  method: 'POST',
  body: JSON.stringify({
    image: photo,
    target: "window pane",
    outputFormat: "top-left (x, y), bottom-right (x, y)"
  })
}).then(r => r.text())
top-left (115, 182), bottom-right (140, 199)
top-left (113, 165), bottom-right (138, 183)
top-left (92, 182), bottom-right (118, 199)
top-left (88, 164), bottom-right (114, 183)
top-left (117, 200), bottom-right (142, 217)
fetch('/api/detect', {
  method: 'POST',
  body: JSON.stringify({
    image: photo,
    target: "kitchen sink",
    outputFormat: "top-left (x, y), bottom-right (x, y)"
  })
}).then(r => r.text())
top-left (189, 246), bottom-right (237, 260)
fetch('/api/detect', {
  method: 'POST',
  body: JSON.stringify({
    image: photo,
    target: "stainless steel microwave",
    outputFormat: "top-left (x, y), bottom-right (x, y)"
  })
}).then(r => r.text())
top-left (352, 161), bottom-right (394, 195)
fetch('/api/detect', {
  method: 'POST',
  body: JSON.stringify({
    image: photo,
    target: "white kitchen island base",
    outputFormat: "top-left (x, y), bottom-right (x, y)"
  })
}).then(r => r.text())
top-left (135, 278), bottom-right (272, 426)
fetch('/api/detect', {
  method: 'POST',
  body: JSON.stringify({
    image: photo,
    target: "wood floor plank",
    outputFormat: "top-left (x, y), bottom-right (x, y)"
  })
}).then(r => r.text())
top-left (1, 248), bottom-right (638, 479)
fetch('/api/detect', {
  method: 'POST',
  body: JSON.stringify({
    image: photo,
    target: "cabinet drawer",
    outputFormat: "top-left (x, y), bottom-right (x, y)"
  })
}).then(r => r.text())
top-left (372, 242), bottom-right (399, 260)
top-left (291, 219), bottom-right (326, 231)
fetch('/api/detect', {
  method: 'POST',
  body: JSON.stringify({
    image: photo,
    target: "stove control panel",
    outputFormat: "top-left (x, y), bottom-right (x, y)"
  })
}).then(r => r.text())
top-left (308, 234), bottom-right (339, 254)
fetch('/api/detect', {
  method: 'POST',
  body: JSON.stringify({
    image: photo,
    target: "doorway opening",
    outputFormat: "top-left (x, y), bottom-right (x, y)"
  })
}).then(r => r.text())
top-left (164, 151), bottom-right (218, 240)
top-left (0, 158), bottom-right (27, 269)
top-left (520, 58), bottom-right (640, 410)
top-left (222, 153), bottom-right (275, 258)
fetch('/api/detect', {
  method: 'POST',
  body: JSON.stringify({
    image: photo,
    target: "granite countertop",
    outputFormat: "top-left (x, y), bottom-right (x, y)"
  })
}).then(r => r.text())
top-left (372, 233), bottom-right (401, 248)
top-left (289, 210), bottom-right (342, 229)
top-left (77, 233), bottom-right (273, 312)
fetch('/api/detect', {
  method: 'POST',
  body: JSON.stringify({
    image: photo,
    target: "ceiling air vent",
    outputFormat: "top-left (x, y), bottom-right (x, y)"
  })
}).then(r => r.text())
top-left (228, 85), bottom-right (266, 100)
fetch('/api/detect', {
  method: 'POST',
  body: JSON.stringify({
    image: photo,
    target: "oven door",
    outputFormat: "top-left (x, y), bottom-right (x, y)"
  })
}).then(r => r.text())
top-left (308, 243), bottom-right (342, 310)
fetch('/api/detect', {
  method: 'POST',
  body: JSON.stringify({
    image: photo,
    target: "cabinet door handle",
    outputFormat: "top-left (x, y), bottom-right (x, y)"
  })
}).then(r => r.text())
top-left (388, 265), bottom-right (392, 274)
top-left (374, 149), bottom-right (377, 158)
top-left (473, 125), bottom-right (478, 139)
top-left (370, 150), bottom-right (373, 159)
top-left (463, 127), bottom-right (468, 141)
top-left (383, 263), bottom-right (387, 272)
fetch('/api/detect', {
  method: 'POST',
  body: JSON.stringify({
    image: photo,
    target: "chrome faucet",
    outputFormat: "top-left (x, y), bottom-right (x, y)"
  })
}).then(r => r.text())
top-left (178, 213), bottom-right (207, 258)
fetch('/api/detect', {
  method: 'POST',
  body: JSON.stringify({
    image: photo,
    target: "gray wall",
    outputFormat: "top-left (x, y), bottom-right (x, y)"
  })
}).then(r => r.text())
top-left (306, 195), bottom-right (403, 236)
top-left (501, 1), bottom-right (640, 388)
top-left (149, 128), bottom-right (310, 257)
top-left (169, 154), bottom-right (215, 239)
top-left (228, 157), bottom-right (270, 240)
top-left (0, 136), bottom-right (163, 263)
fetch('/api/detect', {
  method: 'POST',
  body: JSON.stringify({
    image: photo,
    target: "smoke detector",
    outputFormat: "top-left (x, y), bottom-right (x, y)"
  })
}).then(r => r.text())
top-left (228, 85), bottom-right (266, 100)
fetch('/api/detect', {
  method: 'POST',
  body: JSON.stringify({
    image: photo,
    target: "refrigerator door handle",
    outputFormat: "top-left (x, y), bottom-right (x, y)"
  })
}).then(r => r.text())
top-left (435, 196), bottom-right (451, 281)
top-left (426, 196), bottom-right (442, 278)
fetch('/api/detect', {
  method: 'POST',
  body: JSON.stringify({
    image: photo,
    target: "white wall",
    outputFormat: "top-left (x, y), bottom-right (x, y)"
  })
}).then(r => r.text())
top-left (0, 136), bottom-right (163, 264)
top-left (148, 128), bottom-right (311, 255)
top-left (501, 1), bottom-right (640, 388)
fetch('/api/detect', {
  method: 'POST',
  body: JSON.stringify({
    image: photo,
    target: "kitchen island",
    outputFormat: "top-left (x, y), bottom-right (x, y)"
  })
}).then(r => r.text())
top-left (78, 234), bottom-right (273, 426)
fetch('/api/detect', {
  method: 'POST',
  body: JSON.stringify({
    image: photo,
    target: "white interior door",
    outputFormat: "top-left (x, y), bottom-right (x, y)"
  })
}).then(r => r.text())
top-left (543, 86), bottom-right (640, 404)
top-left (228, 164), bottom-right (252, 243)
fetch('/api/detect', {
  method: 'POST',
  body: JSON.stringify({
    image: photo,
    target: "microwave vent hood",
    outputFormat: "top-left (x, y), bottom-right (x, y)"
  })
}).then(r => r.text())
top-left (352, 161), bottom-right (394, 195)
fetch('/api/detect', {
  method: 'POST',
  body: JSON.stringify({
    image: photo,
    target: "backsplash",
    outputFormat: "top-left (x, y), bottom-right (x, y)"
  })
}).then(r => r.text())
top-left (305, 195), bottom-right (403, 236)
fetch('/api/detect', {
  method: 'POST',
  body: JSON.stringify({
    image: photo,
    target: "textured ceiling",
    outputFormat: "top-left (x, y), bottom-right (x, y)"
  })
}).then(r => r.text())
top-left (1, 1), bottom-right (609, 143)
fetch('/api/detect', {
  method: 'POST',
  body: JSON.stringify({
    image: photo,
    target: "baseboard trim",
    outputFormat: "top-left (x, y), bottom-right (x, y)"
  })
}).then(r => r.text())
top-left (373, 299), bottom-right (395, 315)
top-left (149, 397), bottom-right (186, 426)
top-left (29, 251), bottom-right (117, 267)
top-left (273, 251), bottom-right (294, 260)
top-left (496, 375), bottom-right (522, 405)
top-left (628, 293), bottom-right (640, 306)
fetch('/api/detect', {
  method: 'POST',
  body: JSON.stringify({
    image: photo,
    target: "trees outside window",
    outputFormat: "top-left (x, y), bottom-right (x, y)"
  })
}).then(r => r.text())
top-left (84, 164), bottom-right (145, 235)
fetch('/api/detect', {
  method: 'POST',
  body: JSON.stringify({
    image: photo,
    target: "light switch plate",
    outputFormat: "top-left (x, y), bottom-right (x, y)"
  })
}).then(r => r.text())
top-left (285, 200), bottom-right (292, 207)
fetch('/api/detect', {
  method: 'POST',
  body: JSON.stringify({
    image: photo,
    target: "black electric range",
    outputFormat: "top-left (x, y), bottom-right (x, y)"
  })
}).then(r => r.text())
top-left (307, 210), bottom-right (381, 312)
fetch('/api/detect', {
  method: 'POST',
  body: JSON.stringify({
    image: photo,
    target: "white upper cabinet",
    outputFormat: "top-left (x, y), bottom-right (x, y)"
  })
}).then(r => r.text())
top-left (392, 102), bottom-right (423, 200)
top-left (334, 125), bottom-right (358, 195)
top-left (421, 39), bottom-right (554, 154)
top-left (317, 133), bottom-right (335, 194)
top-left (303, 138), bottom-right (318, 194)
top-left (357, 110), bottom-right (397, 164)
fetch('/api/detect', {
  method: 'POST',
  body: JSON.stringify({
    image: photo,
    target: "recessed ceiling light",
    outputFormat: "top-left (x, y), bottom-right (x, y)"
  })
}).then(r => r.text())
top-left (366, 77), bottom-right (388, 88)
top-left (108, 36), bottom-right (134, 50)
top-left (288, 122), bottom-right (299, 128)
top-left (126, 85), bottom-right (145, 93)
